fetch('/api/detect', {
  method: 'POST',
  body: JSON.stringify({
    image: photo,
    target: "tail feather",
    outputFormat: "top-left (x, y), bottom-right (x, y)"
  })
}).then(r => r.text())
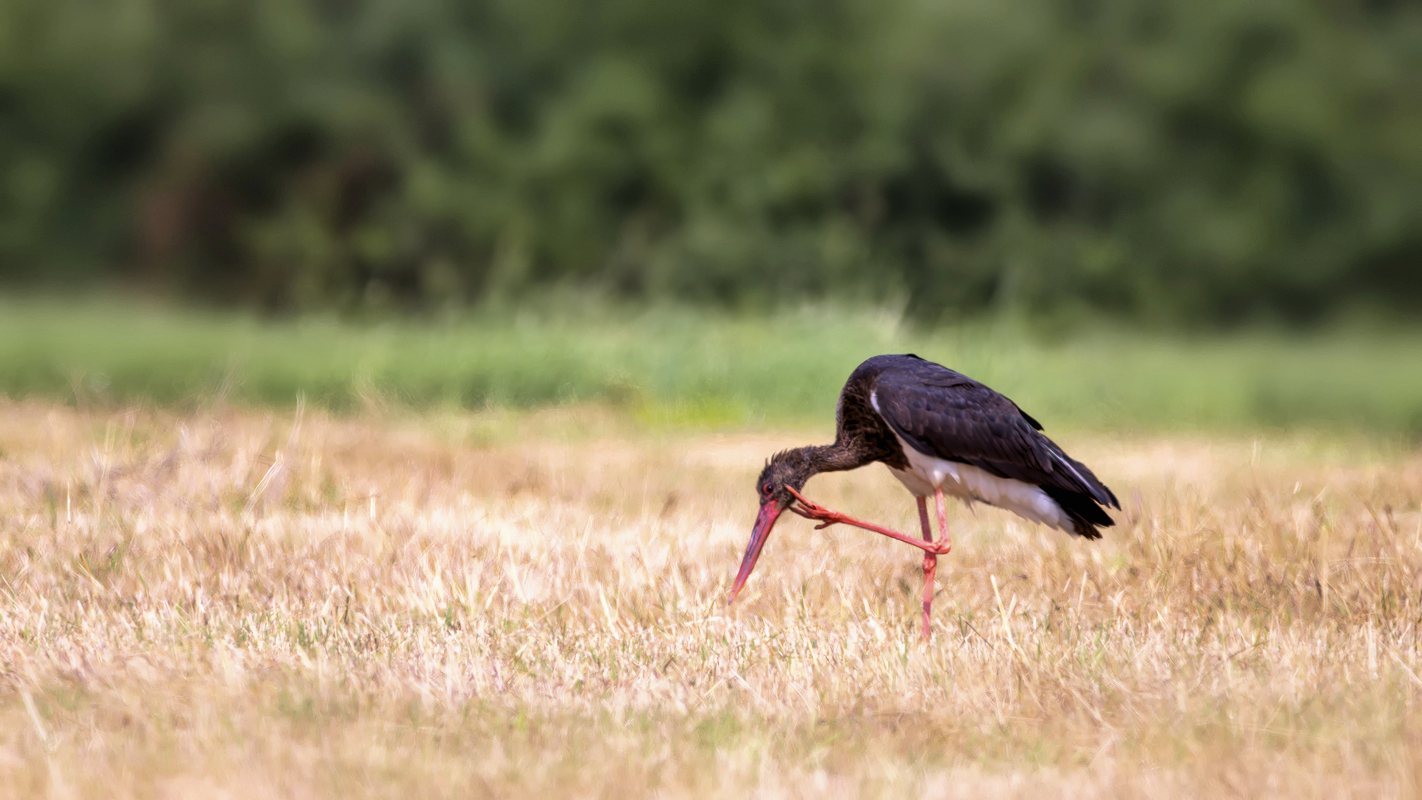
top-left (1042, 486), bottom-right (1115, 540)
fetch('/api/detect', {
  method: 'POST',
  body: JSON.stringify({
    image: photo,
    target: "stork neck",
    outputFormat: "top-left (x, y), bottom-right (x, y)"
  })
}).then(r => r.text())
top-left (794, 439), bottom-right (878, 476)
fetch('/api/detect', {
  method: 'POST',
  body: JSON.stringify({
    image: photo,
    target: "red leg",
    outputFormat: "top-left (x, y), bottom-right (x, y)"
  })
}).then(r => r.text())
top-left (918, 495), bottom-right (936, 641)
top-left (785, 487), bottom-right (950, 556)
top-left (934, 486), bottom-right (952, 557)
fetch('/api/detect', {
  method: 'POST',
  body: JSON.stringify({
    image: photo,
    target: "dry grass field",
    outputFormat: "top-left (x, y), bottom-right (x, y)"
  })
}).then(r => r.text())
top-left (1, 400), bottom-right (1421, 798)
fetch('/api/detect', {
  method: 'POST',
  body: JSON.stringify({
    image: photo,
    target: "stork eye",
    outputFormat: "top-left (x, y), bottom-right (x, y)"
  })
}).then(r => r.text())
top-left (761, 482), bottom-right (774, 496)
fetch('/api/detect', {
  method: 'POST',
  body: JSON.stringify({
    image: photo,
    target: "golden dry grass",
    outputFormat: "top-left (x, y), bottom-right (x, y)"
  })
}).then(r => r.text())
top-left (1, 400), bottom-right (1421, 798)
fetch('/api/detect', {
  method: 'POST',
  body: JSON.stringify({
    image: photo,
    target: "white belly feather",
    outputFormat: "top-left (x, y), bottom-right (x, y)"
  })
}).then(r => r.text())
top-left (871, 391), bottom-right (1075, 534)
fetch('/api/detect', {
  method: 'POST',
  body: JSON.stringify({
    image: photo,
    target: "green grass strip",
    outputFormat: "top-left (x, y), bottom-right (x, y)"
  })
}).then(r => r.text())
top-left (2, 297), bottom-right (1420, 436)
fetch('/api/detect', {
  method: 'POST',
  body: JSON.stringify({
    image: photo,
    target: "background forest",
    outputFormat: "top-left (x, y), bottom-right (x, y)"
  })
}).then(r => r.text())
top-left (2, 0), bottom-right (1418, 326)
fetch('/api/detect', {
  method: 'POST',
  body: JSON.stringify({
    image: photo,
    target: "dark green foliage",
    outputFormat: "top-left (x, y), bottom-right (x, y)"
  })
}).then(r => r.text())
top-left (1, 0), bottom-right (1418, 325)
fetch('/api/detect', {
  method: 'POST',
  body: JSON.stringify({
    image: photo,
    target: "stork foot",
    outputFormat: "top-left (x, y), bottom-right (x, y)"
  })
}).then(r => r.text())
top-left (783, 491), bottom-right (841, 526)
top-left (784, 487), bottom-right (943, 556)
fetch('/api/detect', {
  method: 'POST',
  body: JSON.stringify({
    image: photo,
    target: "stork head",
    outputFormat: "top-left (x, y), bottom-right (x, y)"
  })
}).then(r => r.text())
top-left (729, 449), bottom-right (815, 604)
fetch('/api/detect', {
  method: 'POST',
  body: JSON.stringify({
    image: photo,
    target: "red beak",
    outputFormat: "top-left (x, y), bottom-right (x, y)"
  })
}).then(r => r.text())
top-left (729, 499), bottom-right (785, 603)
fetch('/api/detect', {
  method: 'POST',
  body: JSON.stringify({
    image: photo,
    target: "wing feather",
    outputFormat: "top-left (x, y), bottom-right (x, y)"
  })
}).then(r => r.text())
top-left (872, 364), bottom-right (1119, 511)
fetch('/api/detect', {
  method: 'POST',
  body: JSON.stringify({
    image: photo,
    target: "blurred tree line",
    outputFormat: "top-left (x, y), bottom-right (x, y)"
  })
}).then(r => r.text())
top-left (1, 0), bottom-right (1418, 325)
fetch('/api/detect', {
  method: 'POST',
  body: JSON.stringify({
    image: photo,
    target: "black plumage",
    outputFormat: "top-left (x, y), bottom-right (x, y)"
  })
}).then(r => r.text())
top-left (862, 354), bottom-right (1119, 537)
top-left (732, 354), bottom-right (1120, 639)
top-left (753, 353), bottom-right (1119, 538)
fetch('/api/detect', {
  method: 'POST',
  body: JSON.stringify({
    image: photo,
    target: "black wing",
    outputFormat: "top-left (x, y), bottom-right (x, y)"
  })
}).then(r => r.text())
top-left (872, 359), bottom-right (1119, 537)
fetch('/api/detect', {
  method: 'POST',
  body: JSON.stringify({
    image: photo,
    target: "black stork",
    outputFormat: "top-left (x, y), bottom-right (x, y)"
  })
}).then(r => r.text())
top-left (729, 354), bottom-right (1119, 640)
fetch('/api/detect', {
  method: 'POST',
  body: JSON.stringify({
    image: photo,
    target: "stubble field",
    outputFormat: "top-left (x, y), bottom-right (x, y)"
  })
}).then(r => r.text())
top-left (1, 400), bottom-right (1420, 798)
